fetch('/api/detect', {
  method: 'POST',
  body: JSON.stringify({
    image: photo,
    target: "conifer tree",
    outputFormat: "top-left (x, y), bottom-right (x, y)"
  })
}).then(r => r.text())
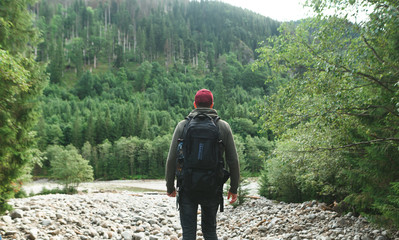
top-left (0, 0), bottom-right (48, 213)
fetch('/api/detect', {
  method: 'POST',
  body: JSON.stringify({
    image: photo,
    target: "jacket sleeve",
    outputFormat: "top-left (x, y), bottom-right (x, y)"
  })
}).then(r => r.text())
top-left (165, 121), bottom-right (184, 194)
top-left (220, 121), bottom-right (240, 194)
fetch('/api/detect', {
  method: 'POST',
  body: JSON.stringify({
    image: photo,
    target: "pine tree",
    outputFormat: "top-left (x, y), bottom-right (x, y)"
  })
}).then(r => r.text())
top-left (0, 0), bottom-right (48, 213)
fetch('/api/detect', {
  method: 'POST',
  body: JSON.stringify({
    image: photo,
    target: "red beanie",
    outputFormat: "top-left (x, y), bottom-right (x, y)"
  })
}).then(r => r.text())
top-left (194, 89), bottom-right (213, 107)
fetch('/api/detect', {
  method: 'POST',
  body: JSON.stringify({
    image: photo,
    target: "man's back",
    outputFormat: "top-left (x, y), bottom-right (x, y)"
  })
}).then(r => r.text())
top-left (166, 107), bottom-right (240, 196)
top-left (165, 89), bottom-right (240, 240)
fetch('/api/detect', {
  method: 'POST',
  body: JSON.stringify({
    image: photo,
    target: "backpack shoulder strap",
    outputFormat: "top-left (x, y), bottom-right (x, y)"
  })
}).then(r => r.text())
top-left (212, 116), bottom-right (221, 139)
top-left (214, 116), bottom-right (220, 124)
top-left (180, 116), bottom-right (192, 140)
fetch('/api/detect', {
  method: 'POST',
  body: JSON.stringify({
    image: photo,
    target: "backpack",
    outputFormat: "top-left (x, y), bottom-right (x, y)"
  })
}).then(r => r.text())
top-left (176, 113), bottom-right (226, 201)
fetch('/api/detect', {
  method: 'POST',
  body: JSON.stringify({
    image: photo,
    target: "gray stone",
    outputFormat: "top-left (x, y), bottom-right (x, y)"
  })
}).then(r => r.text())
top-left (361, 235), bottom-right (372, 240)
top-left (133, 232), bottom-right (145, 240)
top-left (58, 219), bottom-right (67, 225)
top-left (41, 219), bottom-right (52, 226)
top-left (375, 236), bottom-right (387, 240)
top-left (334, 218), bottom-right (349, 228)
top-left (28, 228), bottom-right (39, 240)
top-left (10, 209), bottom-right (24, 219)
top-left (89, 227), bottom-right (98, 237)
top-left (121, 231), bottom-right (133, 240)
top-left (372, 230), bottom-right (380, 234)
top-left (308, 214), bottom-right (316, 220)
top-left (21, 206), bottom-right (30, 211)
top-left (316, 236), bottom-right (331, 240)
top-left (258, 226), bottom-right (268, 232)
top-left (2, 216), bottom-right (12, 224)
top-left (22, 218), bottom-right (31, 224)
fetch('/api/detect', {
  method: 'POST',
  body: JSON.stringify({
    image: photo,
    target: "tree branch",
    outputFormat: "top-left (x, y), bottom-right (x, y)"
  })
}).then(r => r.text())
top-left (362, 35), bottom-right (399, 73)
top-left (298, 138), bottom-right (399, 153)
top-left (362, 36), bottom-right (384, 64)
top-left (302, 40), bottom-right (394, 93)
top-left (375, 3), bottom-right (399, 14)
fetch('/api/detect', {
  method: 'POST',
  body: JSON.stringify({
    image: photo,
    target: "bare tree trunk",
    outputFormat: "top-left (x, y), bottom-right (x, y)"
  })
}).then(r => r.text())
top-left (123, 33), bottom-right (127, 54)
top-left (87, 17), bottom-right (89, 41)
top-left (94, 55), bottom-right (97, 69)
top-left (108, 4), bottom-right (111, 25)
top-left (133, 23), bottom-right (137, 53)
top-left (75, 11), bottom-right (78, 37)
top-left (118, 29), bottom-right (121, 45)
top-left (83, 49), bottom-right (86, 65)
top-left (104, 9), bottom-right (107, 32)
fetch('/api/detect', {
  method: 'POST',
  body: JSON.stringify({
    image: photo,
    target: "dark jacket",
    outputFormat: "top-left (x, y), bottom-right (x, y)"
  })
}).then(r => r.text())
top-left (165, 107), bottom-right (240, 194)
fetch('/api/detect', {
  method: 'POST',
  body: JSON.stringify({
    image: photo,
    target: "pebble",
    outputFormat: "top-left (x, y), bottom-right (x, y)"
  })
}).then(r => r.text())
top-left (1, 193), bottom-right (398, 240)
top-left (2, 216), bottom-right (12, 225)
top-left (10, 209), bottom-right (24, 219)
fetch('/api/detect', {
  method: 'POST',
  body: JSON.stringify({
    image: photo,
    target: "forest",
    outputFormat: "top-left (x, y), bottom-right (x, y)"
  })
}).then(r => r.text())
top-left (1, 0), bottom-right (399, 228)
top-left (30, 0), bottom-right (277, 180)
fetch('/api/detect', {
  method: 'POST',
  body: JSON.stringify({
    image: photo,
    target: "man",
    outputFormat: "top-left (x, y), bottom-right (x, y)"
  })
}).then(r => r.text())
top-left (165, 89), bottom-right (240, 240)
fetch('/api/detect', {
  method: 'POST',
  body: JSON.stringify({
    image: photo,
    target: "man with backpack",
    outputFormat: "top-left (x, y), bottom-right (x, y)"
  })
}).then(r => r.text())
top-left (165, 89), bottom-right (240, 240)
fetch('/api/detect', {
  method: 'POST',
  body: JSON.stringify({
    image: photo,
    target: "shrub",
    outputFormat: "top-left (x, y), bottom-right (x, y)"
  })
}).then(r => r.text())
top-left (47, 145), bottom-right (94, 189)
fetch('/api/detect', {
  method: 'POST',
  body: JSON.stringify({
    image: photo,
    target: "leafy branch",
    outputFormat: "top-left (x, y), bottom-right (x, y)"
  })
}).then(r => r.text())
top-left (301, 40), bottom-right (394, 93)
top-left (297, 138), bottom-right (399, 153)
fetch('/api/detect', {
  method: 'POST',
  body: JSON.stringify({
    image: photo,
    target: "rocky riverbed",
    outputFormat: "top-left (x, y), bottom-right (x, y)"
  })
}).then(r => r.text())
top-left (1, 181), bottom-right (399, 240)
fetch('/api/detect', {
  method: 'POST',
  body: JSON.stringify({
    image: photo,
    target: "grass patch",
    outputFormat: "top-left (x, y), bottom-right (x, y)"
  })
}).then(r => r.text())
top-left (31, 187), bottom-right (78, 196)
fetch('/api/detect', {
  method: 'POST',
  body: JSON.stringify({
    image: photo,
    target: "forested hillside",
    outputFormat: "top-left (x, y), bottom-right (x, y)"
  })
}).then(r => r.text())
top-left (32, 0), bottom-right (279, 180)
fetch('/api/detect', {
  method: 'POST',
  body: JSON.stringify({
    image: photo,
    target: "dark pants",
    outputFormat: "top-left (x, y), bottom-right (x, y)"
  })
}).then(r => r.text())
top-left (179, 191), bottom-right (219, 240)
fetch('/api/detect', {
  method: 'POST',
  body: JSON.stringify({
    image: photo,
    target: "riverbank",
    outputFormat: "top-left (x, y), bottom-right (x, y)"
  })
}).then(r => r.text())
top-left (1, 180), bottom-right (398, 240)
top-left (22, 178), bottom-right (260, 196)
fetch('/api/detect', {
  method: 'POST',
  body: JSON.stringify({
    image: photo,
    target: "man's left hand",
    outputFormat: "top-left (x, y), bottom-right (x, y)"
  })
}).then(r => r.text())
top-left (167, 190), bottom-right (176, 197)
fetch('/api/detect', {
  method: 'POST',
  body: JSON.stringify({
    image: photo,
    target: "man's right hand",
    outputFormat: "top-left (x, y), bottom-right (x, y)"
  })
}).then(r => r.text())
top-left (167, 190), bottom-right (176, 197)
top-left (227, 191), bottom-right (237, 204)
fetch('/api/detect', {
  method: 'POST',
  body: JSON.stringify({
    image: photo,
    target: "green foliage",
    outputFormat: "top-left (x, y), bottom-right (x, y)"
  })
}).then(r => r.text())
top-left (232, 177), bottom-right (250, 208)
top-left (0, 0), bottom-right (48, 214)
top-left (14, 189), bottom-right (28, 199)
top-left (374, 182), bottom-right (399, 228)
top-left (91, 135), bottom-right (170, 180)
top-left (33, 187), bottom-right (78, 196)
top-left (47, 145), bottom-right (94, 189)
top-left (36, 54), bottom-right (273, 179)
top-left (24, 0), bottom-right (280, 197)
top-left (256, 0), bottom-right (399, 226)
top-left (33, 0), bottom-right (280, 79)
top-left (0, 0), bottom-right (40, 53)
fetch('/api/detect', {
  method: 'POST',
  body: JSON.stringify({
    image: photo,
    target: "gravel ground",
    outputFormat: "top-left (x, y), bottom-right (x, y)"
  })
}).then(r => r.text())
top-left (1, 179), bottom-right (397, 240)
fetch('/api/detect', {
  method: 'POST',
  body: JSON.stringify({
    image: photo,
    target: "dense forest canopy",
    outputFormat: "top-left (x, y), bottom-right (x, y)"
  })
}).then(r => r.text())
top-left (34, 0), bottom-right (279, 82)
